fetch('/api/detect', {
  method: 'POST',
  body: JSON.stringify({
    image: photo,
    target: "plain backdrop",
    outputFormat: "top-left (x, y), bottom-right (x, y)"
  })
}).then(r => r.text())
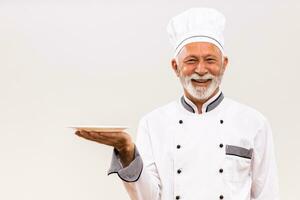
top-left (0, 0), bottom-right (299, 199)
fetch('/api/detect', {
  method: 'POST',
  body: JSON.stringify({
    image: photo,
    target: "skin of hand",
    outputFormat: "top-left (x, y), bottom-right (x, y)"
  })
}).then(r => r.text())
top-left (75, 130), bottom-right (135, 167)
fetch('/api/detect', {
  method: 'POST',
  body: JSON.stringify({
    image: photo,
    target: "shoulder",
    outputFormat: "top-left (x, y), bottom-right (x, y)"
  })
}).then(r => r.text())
top-left (222, 97), bottom-right (269, 128)
top-left (139, 100), bottom-right (180, 123)
top-left (225, 97), bottom-right (266, 119)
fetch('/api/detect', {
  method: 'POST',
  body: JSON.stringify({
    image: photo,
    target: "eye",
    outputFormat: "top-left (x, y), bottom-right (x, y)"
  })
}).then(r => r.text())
top-left (185, 59), bottom-right (197, 64)
top-left (206, 58), bottom-right (216, 64)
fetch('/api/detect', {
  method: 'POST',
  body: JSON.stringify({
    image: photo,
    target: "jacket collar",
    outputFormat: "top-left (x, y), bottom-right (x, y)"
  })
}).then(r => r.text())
top-left (180, 90), bottom-right (224, 114)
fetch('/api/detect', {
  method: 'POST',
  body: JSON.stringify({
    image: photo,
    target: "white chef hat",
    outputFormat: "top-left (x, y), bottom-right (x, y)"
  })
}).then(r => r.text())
top-left (167, 7), bottom-right (226, 57)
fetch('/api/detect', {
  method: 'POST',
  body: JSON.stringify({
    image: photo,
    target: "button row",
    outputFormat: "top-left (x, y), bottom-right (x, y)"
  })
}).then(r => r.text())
top-left (176, 119), bottom-right (224, 200)
top-left (179, 119), bottom-right (224, 124)
top-left (175, 195), bottom-right (224, 199)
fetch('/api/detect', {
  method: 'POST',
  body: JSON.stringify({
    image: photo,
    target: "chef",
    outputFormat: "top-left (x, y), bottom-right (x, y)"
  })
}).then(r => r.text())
top-left (75, 7), bottom-right (280, 200)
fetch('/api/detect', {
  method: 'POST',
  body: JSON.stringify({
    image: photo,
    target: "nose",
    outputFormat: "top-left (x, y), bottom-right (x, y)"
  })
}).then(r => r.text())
top-left (195, 62), bottom-right (208, 75)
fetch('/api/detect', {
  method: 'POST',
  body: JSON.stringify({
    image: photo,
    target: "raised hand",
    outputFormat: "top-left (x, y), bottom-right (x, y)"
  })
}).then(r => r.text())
top-left (75, 130), bottom-right (135, 167)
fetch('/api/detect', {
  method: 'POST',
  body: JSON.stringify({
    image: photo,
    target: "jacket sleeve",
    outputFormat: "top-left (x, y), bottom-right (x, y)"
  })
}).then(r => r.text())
top-left (250, 118), bottom-right (280, 200)
top-left (107, 145), bottom-right (143, 183)
top-left (108, 117), bottom-right (162, 200)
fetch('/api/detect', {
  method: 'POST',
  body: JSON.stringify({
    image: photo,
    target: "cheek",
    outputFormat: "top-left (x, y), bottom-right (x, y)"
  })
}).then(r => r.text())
top-left (180, 66), bottom-right (195, 76)
top-left (208, 65), bottom-right (223, 76)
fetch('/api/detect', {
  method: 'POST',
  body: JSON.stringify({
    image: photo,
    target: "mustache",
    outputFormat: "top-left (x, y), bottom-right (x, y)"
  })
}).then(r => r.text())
top-left (188, 73), bottom-right (215, 80)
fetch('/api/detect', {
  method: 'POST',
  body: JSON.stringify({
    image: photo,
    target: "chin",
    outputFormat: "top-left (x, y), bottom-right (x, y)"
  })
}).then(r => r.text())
top-left (188, 84), bottom-right (217, 100)
top-left (180, 75), bottom-right (222, 101)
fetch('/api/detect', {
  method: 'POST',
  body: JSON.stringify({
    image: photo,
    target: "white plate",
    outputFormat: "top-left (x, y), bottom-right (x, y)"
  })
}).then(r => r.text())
top-left (69, 126), bottom-right (128, 132)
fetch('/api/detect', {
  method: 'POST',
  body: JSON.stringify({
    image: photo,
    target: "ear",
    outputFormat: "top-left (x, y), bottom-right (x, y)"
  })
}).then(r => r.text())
top-left (171, 58), bottom-right (180, 77)
top-left (222, 56), bottom-right (229, 72)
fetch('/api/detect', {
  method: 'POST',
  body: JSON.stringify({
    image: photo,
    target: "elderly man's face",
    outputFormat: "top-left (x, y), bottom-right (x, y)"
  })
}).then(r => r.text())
top-left (172, 42), bottom-right (228, 101)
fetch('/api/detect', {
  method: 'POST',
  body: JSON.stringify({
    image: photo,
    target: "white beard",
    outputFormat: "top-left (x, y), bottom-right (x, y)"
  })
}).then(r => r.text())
top-left (180, 72), bottom-right (223, 100)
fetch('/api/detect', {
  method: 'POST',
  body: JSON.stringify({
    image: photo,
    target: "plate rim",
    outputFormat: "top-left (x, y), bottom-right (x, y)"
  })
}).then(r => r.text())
top-left (68, 125), bottom-right (129, 130)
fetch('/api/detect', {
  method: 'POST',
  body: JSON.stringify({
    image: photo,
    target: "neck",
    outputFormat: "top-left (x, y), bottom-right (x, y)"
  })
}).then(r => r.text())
top-left (183, 87), bottom-right (220, 114)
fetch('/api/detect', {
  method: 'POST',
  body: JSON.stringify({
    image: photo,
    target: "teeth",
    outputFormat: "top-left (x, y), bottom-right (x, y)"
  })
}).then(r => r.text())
top-left (193, 79), bottom-right (210, 83)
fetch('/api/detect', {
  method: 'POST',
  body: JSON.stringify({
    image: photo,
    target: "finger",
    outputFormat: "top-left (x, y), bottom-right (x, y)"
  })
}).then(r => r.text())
top-left (75, 130), bottom-right (86, 138)
top-left (75, 130), bottom-right (96, 141)
top-left (90, 131), bottom-right (127, 139)
top-left (89, 131), bottom-right (127, 145)
top-left (88, 132), bottom-right (120, 144)
top-left (75, 130), bottom-right (80, 135)
top-left (79, 130), bottom-right (96, 139)
top-left (76, 131), bottom-right (117, 146)
top-left (84, 135), bottom-right (116, 146)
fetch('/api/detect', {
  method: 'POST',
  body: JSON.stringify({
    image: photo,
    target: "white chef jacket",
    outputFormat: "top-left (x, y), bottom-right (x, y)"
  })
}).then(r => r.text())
top-left (108, 91), bottom-right (280, 200)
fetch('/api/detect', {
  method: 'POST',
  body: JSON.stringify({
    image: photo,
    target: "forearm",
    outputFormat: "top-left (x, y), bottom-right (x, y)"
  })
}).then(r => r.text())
top-left (251, 119), bottom-right (280, 199)
top-left (123, 165), bottom-right (161, 200)
top-left (108, 146), bottom-right (161, 200)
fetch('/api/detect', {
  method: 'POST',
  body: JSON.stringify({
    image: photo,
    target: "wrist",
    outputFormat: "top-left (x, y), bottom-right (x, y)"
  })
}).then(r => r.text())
top-left (118, 143), bottom-right (135, 167)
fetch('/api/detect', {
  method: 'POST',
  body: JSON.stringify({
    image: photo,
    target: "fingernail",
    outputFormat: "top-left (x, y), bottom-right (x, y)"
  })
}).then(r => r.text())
top-left (75, 130), bottom-right (80, 135)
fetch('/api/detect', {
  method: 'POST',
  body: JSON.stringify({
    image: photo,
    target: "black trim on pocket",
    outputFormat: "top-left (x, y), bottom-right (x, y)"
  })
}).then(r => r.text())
top-left (225, 145), bottom-right (253, 159)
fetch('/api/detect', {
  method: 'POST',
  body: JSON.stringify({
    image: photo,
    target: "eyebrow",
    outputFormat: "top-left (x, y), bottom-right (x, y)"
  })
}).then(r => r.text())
top-left (184, 54), bottom-right (218, 60)
top-left (184, 55), bottom-right (198, 60)
top-left (202, 54), bottom-right (219, 59)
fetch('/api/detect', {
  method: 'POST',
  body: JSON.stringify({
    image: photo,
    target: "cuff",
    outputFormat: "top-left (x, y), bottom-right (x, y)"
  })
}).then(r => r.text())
top-left (107, 145), bottom-right (143, 182)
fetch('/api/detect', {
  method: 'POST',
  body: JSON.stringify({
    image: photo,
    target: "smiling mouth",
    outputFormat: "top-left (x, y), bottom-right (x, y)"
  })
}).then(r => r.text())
top-left (191, 79), bottom-right (212, 84)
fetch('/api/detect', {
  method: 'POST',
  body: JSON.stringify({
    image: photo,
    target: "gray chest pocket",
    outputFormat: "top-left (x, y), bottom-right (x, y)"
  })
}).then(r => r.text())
top-left (225, 145), bottom-right (253, 159)
top-left (223, 145), bottom-right (253, 182)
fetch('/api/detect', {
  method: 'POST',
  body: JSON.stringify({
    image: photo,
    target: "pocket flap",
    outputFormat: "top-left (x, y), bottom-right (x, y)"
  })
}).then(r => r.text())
top-left (225, 145), bottom-right (253, 159)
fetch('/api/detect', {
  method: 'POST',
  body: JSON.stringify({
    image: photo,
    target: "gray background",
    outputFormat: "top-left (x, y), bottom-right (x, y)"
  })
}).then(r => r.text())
top-left (0, 0), bottom-right (299, 199)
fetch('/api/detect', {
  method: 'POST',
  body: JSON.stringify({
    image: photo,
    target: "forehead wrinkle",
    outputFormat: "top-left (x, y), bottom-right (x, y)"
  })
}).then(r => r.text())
top-left (176, 43), bottom-right (224, 64)
top-left (183, 53), bottom-right (218, 60)
top-left (179, 44), bottom-right (221, 59)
